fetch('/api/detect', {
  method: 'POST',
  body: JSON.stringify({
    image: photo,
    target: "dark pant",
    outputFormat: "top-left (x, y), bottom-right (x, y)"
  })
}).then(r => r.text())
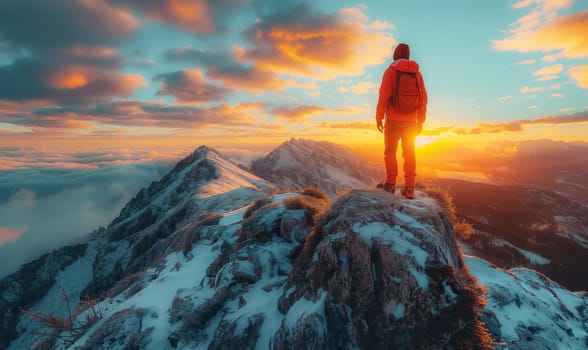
top-left (384, 122), bottom-right (417, 186)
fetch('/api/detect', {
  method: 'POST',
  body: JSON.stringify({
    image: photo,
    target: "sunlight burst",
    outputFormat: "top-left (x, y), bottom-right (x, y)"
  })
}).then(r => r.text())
top-left (415, 135), bottom-right (437, 147)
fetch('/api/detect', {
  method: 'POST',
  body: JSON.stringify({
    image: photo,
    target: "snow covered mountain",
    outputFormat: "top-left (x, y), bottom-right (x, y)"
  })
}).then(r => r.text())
top-left (0, 146), bottom-right (273, 349)
top-left (251, 138), bottom-right (383, 197)
top-left (1, 144), bottom-right (586, 350)
top-left (467, 256), bottom-right (588, 350)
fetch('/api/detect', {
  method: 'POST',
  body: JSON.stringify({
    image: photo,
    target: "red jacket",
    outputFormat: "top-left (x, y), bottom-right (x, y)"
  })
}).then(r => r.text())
top-left (376, 59), bottom-right (427, 124)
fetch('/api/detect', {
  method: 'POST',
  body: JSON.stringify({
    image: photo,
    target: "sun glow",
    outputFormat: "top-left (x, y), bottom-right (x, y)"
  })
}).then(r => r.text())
top-left (415, 135), bottom-right (437, 147)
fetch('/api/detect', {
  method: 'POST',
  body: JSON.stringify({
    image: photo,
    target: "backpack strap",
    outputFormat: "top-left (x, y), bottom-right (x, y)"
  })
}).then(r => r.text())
top-left (392, 69), bottom-right (402, 107)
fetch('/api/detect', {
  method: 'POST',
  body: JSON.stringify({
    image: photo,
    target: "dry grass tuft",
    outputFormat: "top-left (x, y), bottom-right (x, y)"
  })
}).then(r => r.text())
top-left (300, 186), bottom-right (329, 200)
top-left (283, 188), bottom-right (330, 222)
top-left (104, 271), bottom-right (144, 299)
top-left (424, 184), bottom-right (472, 240)
top-left (21, 287), bottom-right (104, 348)
top-left (243, 197), bottom-right (271, 219)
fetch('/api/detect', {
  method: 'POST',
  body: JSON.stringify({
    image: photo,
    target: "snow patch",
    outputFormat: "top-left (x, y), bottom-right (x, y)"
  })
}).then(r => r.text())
top-left (285, 291), bottom-right (328, 330)
top-left (465, 255), bottom-right (588, 349)
top-left (491, 238), bottom-right (550, 265)
top-left (219, 206), bottom-right (247, 226)
top-left (409, 266), bottom-right (428, 289)
top-left (392, 303), bottom-right (405, 319)
top-left (352, 222), bottom-right (429, 267)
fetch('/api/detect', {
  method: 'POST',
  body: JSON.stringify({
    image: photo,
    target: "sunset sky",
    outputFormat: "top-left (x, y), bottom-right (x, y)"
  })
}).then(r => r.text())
top-left (1, 0), bottom-right (587, 275)
top-left (0, 0), bottom-right (587, 160)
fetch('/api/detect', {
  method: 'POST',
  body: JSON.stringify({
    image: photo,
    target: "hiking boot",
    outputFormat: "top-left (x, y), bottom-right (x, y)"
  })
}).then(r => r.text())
top-left (377, 181), bottom-right (396, 194)
top-left (401, 186), bottom-right (415, 200)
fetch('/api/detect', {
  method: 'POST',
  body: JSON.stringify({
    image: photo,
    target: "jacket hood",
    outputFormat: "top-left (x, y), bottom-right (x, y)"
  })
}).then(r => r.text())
top-left (391, 59), bottom-right (420, 73)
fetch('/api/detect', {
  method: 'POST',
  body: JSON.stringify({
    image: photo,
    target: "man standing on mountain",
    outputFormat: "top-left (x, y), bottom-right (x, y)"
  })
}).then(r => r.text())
top-left (375, 43), bottom-right (427, 200)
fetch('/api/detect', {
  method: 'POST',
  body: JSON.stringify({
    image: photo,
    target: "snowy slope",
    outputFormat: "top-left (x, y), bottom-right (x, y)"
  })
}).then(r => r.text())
top-left (1, 146), bottom-right (274, 350)
top-left (251, 138), bottom-right (383, 197)
top-left (466, 256), bottom-right (588, 350)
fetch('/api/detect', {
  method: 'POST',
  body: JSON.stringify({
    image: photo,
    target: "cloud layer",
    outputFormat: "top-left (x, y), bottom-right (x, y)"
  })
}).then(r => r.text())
top-left (0, 161), bottom-right (170, 278)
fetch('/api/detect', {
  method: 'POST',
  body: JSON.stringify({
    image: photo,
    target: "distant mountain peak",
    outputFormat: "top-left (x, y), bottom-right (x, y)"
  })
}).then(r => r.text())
top-left (170, 145), bottom-right (219, 174)
top-left (102, 145), bottom-right (271, 242)
top-left (251, 138), bottom-right (383, 197)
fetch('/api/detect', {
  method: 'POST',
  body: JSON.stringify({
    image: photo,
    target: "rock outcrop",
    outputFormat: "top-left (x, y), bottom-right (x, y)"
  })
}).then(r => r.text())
top-left (275, 190), bottom-right (492, 349)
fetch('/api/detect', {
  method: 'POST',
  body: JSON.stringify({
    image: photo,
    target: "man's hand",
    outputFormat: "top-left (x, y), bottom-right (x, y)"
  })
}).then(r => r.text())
top-left (377, 119), bottom-right (384, 133)
top-left (416, 123), bottom-right (423, 135)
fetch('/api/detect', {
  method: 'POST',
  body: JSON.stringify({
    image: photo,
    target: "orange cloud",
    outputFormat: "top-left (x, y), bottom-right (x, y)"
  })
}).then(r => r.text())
top-left (568, 65), bottom-right (588, 88)
top-left (60, 119), bottom-right (93, 129)
top-left (425, 111), bottom-right (588, 136)
top-left (112, 73), bottom-right (148, 96)
top-left (79, 0), bottom-right (139, 36)
top-left (532, 63), bottom-right (564, 76)
top-left (329, 105), bottom-right (367, 115)
top-left (319, 121), bottom-right (373, 130)
top-left (90, 129), bottom-right (127, 136)
top-left (528, 111), bottom-right (588, 124)
top-left (0, 100), bottom-right (264, 131)
top-left (66, 46), bottom-right (117, 58)
top-left (0, 227), bottom-right (27, 244)
top-left (155, 68), bottom-right (231, 103)
top-left (268, 104), bottom-right (325, 121)
top-left (493, 6), bottom-right (588, 59)
top-left (515, 59), bottom-right (536, 65)
top-left (351, 81), bottom-right (379, 95)
top-left (46, 69), bottom-right (90, 89)
top-left (207, 64), bottom-right (289, 92)
top-left (537, 74), bottom-right (558, 81)
top-left (521, 86), bottom-right (545, 93)
top-left (237, 4), bottom-right (395, 80)
top-left (125, 0), bottom-right (214, 34)
top-left (258, 122), bottom-right (287, 131)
